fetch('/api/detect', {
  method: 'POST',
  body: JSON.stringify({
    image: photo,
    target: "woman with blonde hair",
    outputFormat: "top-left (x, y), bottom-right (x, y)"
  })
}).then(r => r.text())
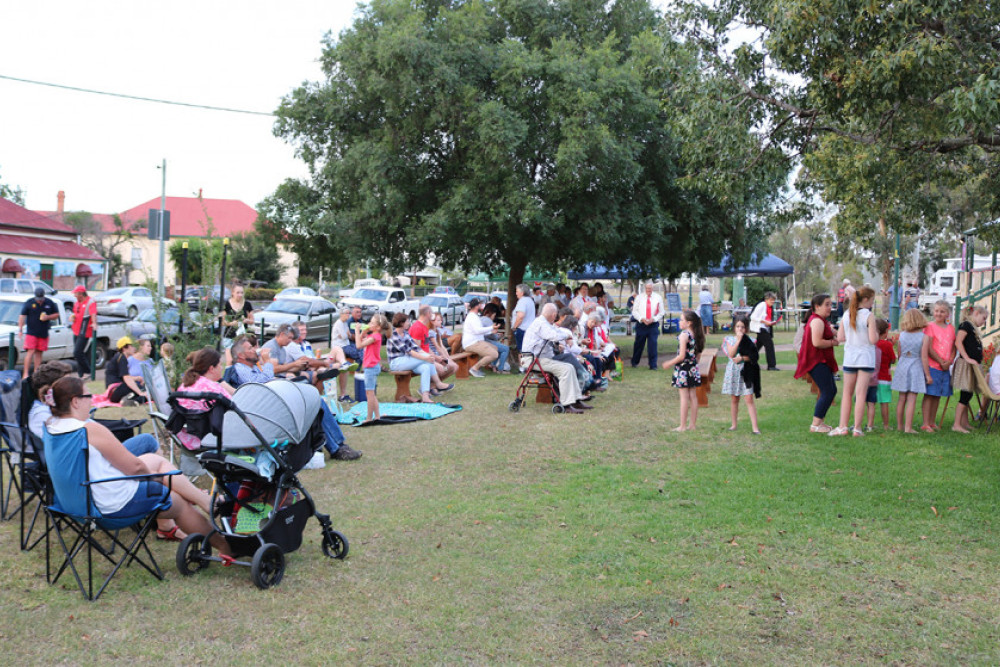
top-left (892, 308), bottom-right (929, 433)
top-left (951, 304), bottom-right (987, 433)
top-left (830, 286), bottom-right (878, 436)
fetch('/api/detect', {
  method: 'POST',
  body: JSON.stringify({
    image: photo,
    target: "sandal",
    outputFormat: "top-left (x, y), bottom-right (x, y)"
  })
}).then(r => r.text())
top-left (156, 526), bottom-right (185, 542)
top-left (827, 427), bottom-right (849, 437)
top-left (810, 424), bottom-right (832, 433)
top-left (852, 428), bottom-right (865, 437)
top-left (919, 425), bottom-right (935, 433)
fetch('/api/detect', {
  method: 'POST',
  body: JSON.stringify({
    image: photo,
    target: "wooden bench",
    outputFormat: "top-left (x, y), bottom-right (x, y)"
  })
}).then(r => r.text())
top-left (696, 351), bottom-right (718, 407)
top-left (452, 352), bottom-right (481, 379)
top-left (390, 370), bottom-right (417, 402)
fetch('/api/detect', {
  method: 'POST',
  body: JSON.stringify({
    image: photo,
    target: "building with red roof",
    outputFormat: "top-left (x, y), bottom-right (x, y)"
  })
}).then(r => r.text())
top-left (0, 196), bottom-right (108, 291)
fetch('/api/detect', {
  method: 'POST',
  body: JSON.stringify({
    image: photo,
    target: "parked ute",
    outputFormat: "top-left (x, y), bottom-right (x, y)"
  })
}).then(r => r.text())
top-left (0, 295), bottom-right (128, 371)
top-left (257, 296), bottom-right (340, 341)
top-left (338, 278), bottom-right (382, 300)
top-left (338, 286), bottom-right (420, 322)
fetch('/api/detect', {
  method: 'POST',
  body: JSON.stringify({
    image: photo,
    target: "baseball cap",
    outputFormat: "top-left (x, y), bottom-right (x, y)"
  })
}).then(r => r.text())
top-left (34, 287), bottom-right (46, 298)
top-left (72, 285), bottom-right (87, 294)
top-left (116, 336), bottom-right (134, 350)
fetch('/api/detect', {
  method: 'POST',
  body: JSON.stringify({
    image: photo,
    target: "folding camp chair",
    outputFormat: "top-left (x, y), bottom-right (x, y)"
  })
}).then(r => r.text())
top-left (142, 360), bottom-right (206, 478)
top-left (0, 372), bottom-right (51, 551)
top-left (43, 426), bottom-right (178, 601)
top-left (971, 365), bottom-right (1000, 433)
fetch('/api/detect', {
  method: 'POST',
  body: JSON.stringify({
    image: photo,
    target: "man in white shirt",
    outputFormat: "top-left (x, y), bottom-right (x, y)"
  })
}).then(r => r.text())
top-left (461, 298), bottom-right (500, 377)
top-left (750, 292), bottom-right (779, 370)
top-left (523, 303), bottom-right (590, 413)
top-left (630, 282), bottom-right (664, 369)
top-left (698, 284), bottom-right (714, 334)
top-left (511, 283), bottom-right (537, 354)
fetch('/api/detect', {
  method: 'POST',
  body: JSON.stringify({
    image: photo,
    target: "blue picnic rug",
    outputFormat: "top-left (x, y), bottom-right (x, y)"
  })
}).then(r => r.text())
top-left (333, 400), bottom-right (463, 427)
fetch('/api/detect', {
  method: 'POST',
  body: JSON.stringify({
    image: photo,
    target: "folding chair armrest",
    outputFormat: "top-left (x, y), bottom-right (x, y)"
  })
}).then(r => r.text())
top-left (85, 470), bottom-right (181, 486)
top-left (149, 410), bottom-right (169, 421)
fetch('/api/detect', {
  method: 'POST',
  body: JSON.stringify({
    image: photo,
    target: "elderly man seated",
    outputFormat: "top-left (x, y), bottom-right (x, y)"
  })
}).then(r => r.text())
top-left (523, 303), bottom-right (593, 414)
top-left (229, 336), bottom-right (362, 461)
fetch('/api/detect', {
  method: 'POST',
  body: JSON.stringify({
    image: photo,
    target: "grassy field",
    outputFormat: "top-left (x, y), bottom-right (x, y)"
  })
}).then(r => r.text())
top-left (2, 330), bottom-right (999, 664)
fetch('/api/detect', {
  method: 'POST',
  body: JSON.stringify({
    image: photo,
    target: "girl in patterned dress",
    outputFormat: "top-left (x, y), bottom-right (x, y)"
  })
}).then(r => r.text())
top-left (662, 310), bottom-right (704, 432)
top-left (721, 317), bottom-right (760, 434)
top-left (891, 308), bottom-right (928, 433)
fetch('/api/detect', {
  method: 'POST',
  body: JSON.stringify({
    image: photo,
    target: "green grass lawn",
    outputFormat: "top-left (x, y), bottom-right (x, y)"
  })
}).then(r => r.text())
top-left (2, 331), bottom-right (998, 664)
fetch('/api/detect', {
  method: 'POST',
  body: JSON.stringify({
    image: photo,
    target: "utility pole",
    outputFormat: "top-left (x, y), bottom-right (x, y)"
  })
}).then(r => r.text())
top-left (157, 159), bottom-right (167, 301)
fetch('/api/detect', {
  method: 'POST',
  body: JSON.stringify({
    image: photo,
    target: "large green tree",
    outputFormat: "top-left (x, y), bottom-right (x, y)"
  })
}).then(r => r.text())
top-left (229, 222), bottom-right (283, 286)
top-left (270, 0), bottom-right (788, 301)
top-left (669, 0), bottom-right (1000, 264)
top-left (64, 211), bottom-right (143, 287)
top-left (0, 167), bottom-right (24, 205)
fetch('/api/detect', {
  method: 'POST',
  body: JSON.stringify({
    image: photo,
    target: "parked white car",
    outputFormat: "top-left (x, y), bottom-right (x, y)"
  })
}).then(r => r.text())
top-left (273, 286), bottom-right (317, 300)
top-left (94, 286), bottom-right (174, 319)
top-left (0, 295), bottom-right (128, 371)
top-left (338, 286), bottom-right (420, 322)
top-left (420, 294), bottom-right (464, 326)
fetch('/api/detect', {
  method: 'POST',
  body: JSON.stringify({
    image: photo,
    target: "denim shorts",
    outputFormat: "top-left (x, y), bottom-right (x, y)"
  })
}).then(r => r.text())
top-left (363, 365), bottom-right (381, 391)
top-left (103, 481), bottom-right (172, 519)
top-left (842, 366), bottom-right (874, 374)
top-left (925, 367), bottom-right (952, 397)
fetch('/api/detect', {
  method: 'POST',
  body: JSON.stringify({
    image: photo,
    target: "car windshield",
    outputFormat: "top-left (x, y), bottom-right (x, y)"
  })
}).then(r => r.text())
top-left (421, 296), bottom-right (447, 307)
top-left (353, 289), bottom-right (389, 301)
top-left (0, 301), bottom-right (21, 325)
top-left (137, 308), bottom-right (179, 324)
top-left (265, 300), bottom-right (311, 316)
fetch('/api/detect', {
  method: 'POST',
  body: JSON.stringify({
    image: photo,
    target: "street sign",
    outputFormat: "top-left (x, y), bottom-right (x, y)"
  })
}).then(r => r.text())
top-left (147, 209), bottom-right (171, 240)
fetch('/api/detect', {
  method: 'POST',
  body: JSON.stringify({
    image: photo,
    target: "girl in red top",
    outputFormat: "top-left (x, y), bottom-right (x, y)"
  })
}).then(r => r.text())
top-left (355, 314), bottom-right (389, 425)
top-left (794, 294), bottom-right (840, 433)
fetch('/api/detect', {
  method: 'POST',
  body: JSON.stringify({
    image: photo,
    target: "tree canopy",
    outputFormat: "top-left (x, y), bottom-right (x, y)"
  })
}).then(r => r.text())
top-left (268, 0), bottom-right (789, 294)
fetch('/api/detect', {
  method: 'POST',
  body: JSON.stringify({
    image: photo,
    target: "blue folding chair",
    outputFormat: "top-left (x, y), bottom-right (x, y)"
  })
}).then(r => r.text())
top-left (0, 372), bottom-right (51, 551)
top-left (43, 426), bottom-right (178, 601)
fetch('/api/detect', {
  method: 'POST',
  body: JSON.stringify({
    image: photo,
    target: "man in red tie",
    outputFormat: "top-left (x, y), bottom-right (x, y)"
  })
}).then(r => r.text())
top-left (630, 282), bottom-right (664, 369)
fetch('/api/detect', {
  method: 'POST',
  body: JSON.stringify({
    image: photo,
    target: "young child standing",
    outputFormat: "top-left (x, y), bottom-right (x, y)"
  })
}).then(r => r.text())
top-left (951, 305), bottom-right (987, 433)
top-left (662, 310), bottom-right (704, 432)
top-left (892, 308), bottom-right (928, 433)
top-left (831, 287), bottom-right (878, 437)
top-left (865, 319), bottom-right (896, 430)
top-left (720, 316), bottom-right (761, 434)
top-left (921, 300), bottom-right (955, 431)
top-left (355, 314), bottom-right (389, 425)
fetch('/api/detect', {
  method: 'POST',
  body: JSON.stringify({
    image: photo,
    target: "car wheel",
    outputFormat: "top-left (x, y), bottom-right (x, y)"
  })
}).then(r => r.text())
top-left (94, 341), bottom-right (109, 370)
top-left (127, 305), bottom-right (138, 319)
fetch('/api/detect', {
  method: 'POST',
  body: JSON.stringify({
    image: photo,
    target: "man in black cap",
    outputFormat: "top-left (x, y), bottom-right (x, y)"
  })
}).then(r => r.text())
top-left (17, 287), bottom-right (59, 379)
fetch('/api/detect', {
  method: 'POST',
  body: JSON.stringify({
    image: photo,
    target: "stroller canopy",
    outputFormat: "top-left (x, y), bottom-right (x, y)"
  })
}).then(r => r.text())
top-left (222, 380), bottom-right (322, 450)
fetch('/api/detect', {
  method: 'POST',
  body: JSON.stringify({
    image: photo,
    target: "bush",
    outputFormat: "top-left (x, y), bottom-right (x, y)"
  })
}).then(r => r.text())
top-left (246, 287), bottom-right (278, 301)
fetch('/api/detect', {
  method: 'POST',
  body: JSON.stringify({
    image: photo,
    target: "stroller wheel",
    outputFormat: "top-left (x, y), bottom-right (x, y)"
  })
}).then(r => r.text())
top-left (322, 530), bottom-right (349, 560)
top-left (176, 533), bottom-right (209, 576)
top-left (508, 399), bottom-right (520, 413)
top-left (552, 404), bottom-right (565, 414)
top-left (251, 543), bottom-right (286, 590)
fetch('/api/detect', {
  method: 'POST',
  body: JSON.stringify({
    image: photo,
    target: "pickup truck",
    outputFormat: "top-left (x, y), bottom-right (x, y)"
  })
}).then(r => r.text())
top-left (338, 278), bottom-right (382, 300)
top-left (0, 295), bottom-right (129, 371)
top-left (337, 286), bottom-right (421, 322)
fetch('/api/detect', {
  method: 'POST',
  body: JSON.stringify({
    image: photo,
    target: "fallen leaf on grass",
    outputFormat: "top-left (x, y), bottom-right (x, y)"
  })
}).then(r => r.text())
top-left (669, 618), bottom-right (679, 627)
top-left (931, 506), bottom-right (938, 517)
top-left (948, 506), bottom-right (958, 511)
top-left (633, 630), bottom-right (649, 640)
top-left (436, 542), bottom-right (442, 549)
top-left (728, 536), bottom-right (739, 546)
top-left (717, 583), bottom-right (730, 590)
top-left (623, 611), bottom-right (643, 623)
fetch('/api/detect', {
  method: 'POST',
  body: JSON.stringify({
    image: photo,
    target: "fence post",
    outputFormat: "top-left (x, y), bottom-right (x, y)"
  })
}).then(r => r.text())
top-left (327, 314), bottom-right (334, 347)
top-left (954, 295), bottom-right (962, 333)
top-left (90, 325), bottom-right (97, 381)
top-left (8, 332), bottom-right (14, 370)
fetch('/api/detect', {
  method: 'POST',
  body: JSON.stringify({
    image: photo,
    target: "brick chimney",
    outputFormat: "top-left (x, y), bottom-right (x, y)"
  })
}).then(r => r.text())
top-left (57, 190), bottom-right (65, 218)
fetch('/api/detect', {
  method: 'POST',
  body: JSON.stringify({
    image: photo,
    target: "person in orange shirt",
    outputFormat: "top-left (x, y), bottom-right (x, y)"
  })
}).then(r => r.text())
top-left (70, 285), bottom-right (98, 378)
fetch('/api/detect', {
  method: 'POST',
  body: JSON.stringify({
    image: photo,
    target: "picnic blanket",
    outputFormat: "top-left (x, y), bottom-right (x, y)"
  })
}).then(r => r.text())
top-left (333, 401), bottom-right (462, 427)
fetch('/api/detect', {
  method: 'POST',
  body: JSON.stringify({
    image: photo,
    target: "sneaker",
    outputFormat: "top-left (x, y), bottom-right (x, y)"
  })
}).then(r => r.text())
top-left (338, 394), bottom-right (353, 402)
top-left (331, 444), bottom-right (362, 461)
top-left (469, 369), bottom-right (485, 378)
top-left (341, 362), bottom-right (358, 372)
top-left (121, 393), bottom-right (137, 407)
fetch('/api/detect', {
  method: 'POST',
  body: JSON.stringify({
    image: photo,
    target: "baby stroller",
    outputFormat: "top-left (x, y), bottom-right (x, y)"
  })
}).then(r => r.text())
top-left (170, 380), bottom-right (348, 589)
top-left (508, 341), bottom-right (565, 414)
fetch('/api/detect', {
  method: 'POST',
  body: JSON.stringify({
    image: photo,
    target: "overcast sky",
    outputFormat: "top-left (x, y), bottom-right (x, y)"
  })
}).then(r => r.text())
top-left (0, 1), bottom-right (359, 214)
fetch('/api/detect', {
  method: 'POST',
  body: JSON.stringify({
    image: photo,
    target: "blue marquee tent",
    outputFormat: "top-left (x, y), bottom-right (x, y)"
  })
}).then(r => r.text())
top-left (706, 253), bottom-right (794, 278)
top-left (566, 264), bottom-right (647, 281)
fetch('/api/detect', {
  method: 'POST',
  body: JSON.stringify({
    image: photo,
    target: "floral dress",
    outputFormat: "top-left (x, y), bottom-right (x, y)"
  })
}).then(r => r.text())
top-left (721, 336), bottom-right (752, 396)
top-left (671, 331), bottom-right (702, 388)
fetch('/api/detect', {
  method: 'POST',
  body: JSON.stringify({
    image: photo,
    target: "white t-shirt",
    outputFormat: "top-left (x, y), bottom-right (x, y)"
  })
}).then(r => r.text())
top-left (331, 318), bottom-right (352, 348)
top-left (842, 308), bottom-right (876, 368)
top-left (989, 357), bottom-right (1000, 395)
top-left (47, 417), bottom-right (137, 515)
top-left (513, 296), bottom-right (536, 332)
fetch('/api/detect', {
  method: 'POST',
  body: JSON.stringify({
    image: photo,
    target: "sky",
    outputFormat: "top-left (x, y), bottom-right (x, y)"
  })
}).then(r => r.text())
top-left (0, 1), bottom-right (361, 214)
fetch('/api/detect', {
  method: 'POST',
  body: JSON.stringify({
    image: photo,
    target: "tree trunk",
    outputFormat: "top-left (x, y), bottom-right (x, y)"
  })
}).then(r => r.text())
top-left (878, 215), bottom-right (892, 318)
top-left (506, 257), bottom-right (527, 340)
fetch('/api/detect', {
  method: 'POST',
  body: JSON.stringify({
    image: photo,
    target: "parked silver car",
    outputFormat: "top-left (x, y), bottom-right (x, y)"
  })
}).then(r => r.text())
top-left (420, 294), bottom-right (465, 326)
top-left (273, 286), bottom-right (317, 300)
top-left (127, 307), bottom-right (206, 343)
top-left (257, 296), bottom-right (339, 342)
top-left (94, 286), bottom-right (174, 318)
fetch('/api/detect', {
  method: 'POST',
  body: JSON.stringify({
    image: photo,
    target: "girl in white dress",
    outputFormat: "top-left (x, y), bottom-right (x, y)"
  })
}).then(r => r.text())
top-left (721, 317), bottom-right (760, 434)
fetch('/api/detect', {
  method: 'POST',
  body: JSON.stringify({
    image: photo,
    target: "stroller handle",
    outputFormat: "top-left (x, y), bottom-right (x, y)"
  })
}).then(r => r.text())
top-left (169, 391), bottom-right (235, 409)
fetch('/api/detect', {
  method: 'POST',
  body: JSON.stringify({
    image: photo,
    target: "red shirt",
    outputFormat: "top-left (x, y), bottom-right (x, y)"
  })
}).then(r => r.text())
top-left (71, 298), bottom-right (97, 337)
top-left (794, 314), bottom-right (838, 378)
top-left (408, 320), bottom-right (431, 353)
top-left (362, 332), bottom-right (382, 369)
top-left (876, 339), bottom-right (896, 381)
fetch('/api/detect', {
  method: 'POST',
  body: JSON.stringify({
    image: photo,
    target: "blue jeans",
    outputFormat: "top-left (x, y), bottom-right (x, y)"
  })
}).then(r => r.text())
top-left (487, 339), bottom-right (510, 371)
top-left (389, 356), bottom-right (436, 393)
top-left (123, 433), bottom-right (160, 457)
top-left (514, 328), bottom-right (526, 353)
top-left (808, 362), bottom-right (838, 420)
top-left (319, 400), bottom-right (346, 455)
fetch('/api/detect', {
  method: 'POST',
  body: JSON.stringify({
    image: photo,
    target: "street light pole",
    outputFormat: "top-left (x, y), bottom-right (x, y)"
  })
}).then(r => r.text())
top-left (157, 159), bottom-right (167, 301)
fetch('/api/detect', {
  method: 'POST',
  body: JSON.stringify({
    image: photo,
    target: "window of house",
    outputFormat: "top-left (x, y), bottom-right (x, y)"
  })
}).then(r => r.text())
top-left (131, 248), bottom-right (143, 270)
